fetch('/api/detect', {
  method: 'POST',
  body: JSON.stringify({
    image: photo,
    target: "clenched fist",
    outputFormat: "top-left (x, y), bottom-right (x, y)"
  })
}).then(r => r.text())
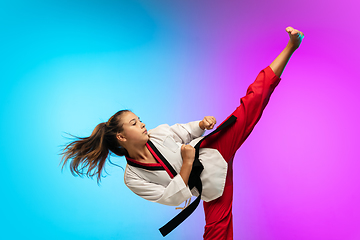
top-left (181, 144), bottom-right (196, 164)
top-left (199, 116), bottom-right (217, 130)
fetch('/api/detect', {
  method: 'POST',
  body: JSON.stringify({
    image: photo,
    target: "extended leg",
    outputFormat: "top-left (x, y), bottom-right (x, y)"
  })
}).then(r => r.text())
top-left (200, 26), bottom-right (304, 240)
top-left (200, 26), bottom-right (304, 161)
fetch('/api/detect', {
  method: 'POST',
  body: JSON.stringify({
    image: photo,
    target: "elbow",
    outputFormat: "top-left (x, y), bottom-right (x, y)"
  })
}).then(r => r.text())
top-left (158, 196), bottom-right (185, 206)
top-left (157, 190), bottom-right (192, 206)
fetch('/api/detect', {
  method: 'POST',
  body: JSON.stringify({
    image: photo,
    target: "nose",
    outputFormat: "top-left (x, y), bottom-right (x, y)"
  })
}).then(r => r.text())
top-left (141, 122), bottom-right (145, 128)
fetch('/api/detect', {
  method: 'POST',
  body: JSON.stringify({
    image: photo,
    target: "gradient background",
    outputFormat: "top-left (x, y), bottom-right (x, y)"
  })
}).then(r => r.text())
top-left (1, 0), bottom-right (359, 239)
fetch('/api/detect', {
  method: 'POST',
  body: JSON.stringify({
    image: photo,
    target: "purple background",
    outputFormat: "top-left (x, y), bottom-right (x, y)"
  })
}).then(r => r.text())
top-left (1, 0), bottom-right (359, 239)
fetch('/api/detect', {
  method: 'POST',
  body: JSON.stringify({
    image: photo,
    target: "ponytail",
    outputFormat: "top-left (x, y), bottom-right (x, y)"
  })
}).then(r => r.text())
top-left (60, 110), bottom-right (130, 183)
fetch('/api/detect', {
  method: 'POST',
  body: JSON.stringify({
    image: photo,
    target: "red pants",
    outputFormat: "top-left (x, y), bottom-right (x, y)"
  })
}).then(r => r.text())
top-left (199, 66), bottom-right (280, 240)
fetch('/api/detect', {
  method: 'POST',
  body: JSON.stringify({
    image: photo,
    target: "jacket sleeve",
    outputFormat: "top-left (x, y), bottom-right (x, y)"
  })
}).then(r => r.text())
top-left (169, 121), bottom-right (205, 144)
top-left (124, 168), bottom-right (193, 206)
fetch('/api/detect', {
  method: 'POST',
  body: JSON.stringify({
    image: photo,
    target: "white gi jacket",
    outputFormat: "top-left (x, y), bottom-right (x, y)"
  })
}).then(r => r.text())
top-left (124, 121), bottom-right (228, 206)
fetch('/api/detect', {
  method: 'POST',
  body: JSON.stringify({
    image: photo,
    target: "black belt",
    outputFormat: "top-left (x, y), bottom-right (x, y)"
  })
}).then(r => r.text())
top-left (159, 115), bottom-right (237, 237)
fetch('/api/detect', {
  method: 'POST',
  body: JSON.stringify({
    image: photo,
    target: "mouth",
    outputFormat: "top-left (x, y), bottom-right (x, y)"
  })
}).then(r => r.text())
top-left (143, 129), bottom-right (148, 134)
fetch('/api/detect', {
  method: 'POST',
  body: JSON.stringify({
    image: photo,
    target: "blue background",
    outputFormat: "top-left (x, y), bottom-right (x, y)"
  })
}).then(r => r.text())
top-left (1, 0), bottom-right (359, 239)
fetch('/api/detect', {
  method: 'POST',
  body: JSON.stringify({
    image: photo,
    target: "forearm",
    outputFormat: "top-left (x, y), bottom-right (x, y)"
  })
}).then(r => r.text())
top-left (179, 161), bottom-right (193, 186)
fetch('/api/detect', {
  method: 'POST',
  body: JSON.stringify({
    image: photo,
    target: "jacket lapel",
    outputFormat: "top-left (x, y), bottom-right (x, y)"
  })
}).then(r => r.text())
top-left (125, 140), bottom-right (178, 179)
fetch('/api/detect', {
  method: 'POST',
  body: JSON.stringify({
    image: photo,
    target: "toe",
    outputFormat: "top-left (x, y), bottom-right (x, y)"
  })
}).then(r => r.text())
top-left (286, 26), bottom-right (294, 32)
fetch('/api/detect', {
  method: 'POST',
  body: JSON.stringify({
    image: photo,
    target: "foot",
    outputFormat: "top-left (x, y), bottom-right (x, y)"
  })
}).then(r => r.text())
top-left (286, 26), bottom-right (304, 50)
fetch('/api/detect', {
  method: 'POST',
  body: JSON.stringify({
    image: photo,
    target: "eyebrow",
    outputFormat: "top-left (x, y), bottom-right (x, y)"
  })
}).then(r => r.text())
top-left (129, 118), bottom-right (140, 124)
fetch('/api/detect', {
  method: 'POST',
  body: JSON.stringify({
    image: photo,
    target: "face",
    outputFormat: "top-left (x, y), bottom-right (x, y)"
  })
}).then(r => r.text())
top-left (116, 111), bottom-right (148, 145)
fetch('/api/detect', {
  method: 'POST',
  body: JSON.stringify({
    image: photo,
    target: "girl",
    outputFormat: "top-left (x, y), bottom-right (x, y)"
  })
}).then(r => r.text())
top-left (61, 26), bottom-right (304, 240)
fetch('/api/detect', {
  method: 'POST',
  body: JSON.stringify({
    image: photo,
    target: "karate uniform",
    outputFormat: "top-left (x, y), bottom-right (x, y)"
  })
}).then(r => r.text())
top-left (124, 66), bottom-right (281, 239)
top-left (125, 120), bottom-right (229, 205)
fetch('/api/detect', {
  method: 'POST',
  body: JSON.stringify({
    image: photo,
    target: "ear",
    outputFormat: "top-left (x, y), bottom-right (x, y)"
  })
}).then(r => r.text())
top-left (116, 133), bottom-right (126, 142)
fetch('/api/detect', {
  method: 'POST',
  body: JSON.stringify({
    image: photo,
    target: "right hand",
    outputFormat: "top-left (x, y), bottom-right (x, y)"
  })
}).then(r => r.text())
top-left (181, 144), bottom-right (195, 164)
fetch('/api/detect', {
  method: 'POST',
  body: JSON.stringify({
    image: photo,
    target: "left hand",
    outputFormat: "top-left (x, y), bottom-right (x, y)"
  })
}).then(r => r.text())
top-left (199, 116), bottom-right (217, 130)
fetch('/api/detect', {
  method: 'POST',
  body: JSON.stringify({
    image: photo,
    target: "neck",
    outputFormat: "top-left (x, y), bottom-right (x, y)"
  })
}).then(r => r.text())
top-left (125, 142), bottom-right (150, 161)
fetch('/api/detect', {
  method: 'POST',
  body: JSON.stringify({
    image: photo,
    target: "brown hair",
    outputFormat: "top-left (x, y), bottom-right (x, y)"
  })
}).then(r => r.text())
top-left (60, 110), bottom-right (130, 183)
